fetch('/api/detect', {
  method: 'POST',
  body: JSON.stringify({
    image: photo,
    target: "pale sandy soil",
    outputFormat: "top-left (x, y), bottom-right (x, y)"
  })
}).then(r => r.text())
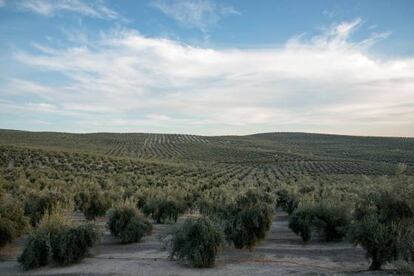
top-left (0, 212), bottom-right (394, 275)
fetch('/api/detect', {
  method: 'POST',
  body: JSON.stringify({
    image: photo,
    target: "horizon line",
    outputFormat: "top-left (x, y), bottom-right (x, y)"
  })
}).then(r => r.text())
top-left (1, 128), bottom-right (413, 139)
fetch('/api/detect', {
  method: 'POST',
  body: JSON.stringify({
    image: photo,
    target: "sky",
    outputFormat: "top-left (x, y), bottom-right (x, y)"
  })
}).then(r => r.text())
top-left (0, 0), bottom-right (414, 137)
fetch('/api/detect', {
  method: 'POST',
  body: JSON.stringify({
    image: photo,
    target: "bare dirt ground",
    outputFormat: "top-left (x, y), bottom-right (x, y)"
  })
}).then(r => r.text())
top-left (0, 212), bottom-right (393, 275)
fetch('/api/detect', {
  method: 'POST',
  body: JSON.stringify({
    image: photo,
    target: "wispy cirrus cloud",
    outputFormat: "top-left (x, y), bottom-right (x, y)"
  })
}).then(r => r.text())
top-left (150, 0), bottom-right (239, 32)
top-left (16, 0), bottom-right (119, 19)
top-left (3, 19), bottom-right (414, 136)
top-left (293, 18), bottom-right (391, 50)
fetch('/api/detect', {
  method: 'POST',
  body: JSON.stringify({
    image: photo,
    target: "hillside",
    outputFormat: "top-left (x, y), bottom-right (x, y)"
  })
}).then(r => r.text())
top-left (1, 129), bottom-right (413, 178)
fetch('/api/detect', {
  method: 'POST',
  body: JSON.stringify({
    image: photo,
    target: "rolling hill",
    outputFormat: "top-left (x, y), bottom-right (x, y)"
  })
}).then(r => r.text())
top-left (1, 129), bottom-right (413, 179)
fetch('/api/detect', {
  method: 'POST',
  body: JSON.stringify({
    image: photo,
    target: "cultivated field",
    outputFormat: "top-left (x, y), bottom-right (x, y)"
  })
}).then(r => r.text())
top-left (0, 129), bottom-right (413, 275)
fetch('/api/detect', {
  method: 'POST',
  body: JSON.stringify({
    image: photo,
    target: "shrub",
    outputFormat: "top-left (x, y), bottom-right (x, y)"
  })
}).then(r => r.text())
top-left (142, 198), bottom-right (186, 224)
top-left (348, 189), bottom-right (414, 270)
top-left (313, 202), bottom-right (351, 241)
top-left (37, 208), bottom-right (71, 236)
top-left (197, 198), bottom-right (229, 220)
top-left (276, 189), bottom-right (298, 215)
top-left (18, 210), bottom-right (68, 269)
top-left (81, 192), bottom-right (112, 220)
top-left (288, 200), bottom-right (350, 242)
top-left (18, 229), bottom-right (50, 270)
top-left (108, 205), bottom-right (152, 244)
top-left (220, 190), bottom-right (274, 250)
top-left (117, 217), bottom-right (151, 244)
top-left (349, 218), bottom-right (408, 270)
top-left (24, 193), bottom-right (59, 226)
top-left (289, 207), bottom-right (315, 242)
top-left (75, 223), bottom-right (101, 248)
top-left (74, 191), bottom-right (89, 211)
top-left (0, 218), bottom-right (14, 247)
top-left (169, 217), bottom-right (224, 268)
top-left (135, 194), bottom-right (147, 209)
top-left (50, 223), bottom-right (100, 265)
top-left (409, 226), bottom-right (414, 262)
top-left (225, 206), bottom-right (272, 250)
top-left (18, 210), bottom-right (99, 269)
top-left (0, 194), bottom-right (29, 247)
top-left (236, 189), bottom-right (274, 209)
top-left (394, 260), bottom-right (414, 275)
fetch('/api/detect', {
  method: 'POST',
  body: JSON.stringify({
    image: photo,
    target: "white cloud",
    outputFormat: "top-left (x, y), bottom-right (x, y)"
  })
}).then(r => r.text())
top-left (0, 0), bottom-right (6, 8)
top-left (150, 0), bottom-right (239, 31)
top-left (0, 101), bottom-right (57, 114)
top-left (16, 0), bottom-right (118, 19)
top-left (4, 78), bottom-right (57, 99)
top-left (6, 19), bottom-right (414, 136)
top-left (25, 102), bottom-right (58, 112)
top-left (290, 18), bottom-right (391, 53)
top-left (146, 114), bottom-right (173, 121)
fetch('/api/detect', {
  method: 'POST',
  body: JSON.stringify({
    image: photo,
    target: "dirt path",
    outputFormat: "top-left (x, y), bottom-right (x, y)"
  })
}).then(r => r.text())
top-left (0, 211), bottom-right (387, 275)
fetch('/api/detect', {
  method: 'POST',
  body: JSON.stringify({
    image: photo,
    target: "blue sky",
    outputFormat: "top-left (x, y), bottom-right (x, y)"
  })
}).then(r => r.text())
top-left (0, 0), bottom-right (414, 136)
